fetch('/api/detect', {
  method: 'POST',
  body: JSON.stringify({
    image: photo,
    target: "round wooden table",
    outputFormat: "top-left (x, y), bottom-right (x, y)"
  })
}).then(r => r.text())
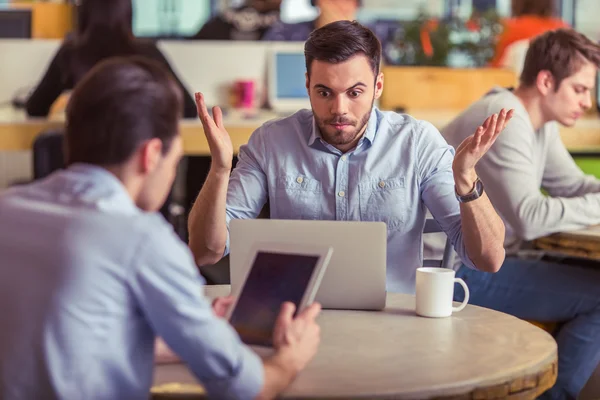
top-left (152, 285), bottom-right (557, 399)
top-left (535, 225), bottom-right (600, 261)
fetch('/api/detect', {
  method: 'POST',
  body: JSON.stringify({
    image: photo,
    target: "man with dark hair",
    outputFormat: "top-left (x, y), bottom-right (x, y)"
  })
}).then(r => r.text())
top-left (189, 20), bottom-right (509, 300)
top-left (0, 56), bottom-right (322, 400)
top-left (434, 28), bottom-right (600, 399)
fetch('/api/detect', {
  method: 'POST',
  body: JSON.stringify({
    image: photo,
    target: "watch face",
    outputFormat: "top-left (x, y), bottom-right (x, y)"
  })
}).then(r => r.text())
top-left (475, 178), bottom-right (483, 195)
top-left (456, 178), bottom-right (483, 203)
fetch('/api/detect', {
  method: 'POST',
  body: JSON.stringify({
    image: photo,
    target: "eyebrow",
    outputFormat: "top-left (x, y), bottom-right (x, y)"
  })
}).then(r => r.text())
top-left (313, 82), bottom-right (368, 91)
top-left (573, 83), bottom-right (593, 90)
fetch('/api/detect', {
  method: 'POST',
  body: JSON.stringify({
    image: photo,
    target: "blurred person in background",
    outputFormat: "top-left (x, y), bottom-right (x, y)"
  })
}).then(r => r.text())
top-left (25, 0), bottom-right (196, 118)
top-left (193, 0), bottom-right (282, 40)
top-left (263, 0), bottom-right (360, 41)
top-left (489, 0), bottom-right (568, 71)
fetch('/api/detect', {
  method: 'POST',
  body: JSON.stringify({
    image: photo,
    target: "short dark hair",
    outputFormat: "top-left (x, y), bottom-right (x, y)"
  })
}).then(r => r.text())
top-left (304, 20), bottom-right (381, 78)
top-left (520, 28), bottom-right (600, 89)
top-left (65, 56), bottom-right (183, 166)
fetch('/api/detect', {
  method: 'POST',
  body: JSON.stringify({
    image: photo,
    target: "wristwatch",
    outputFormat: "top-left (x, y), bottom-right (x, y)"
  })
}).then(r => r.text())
top-left (455, 177), bottom-right (484, 203)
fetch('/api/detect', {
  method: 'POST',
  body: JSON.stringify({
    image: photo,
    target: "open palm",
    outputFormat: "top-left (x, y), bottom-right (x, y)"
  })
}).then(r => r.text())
top-left (195, 92), bottom-right (233, 171)
top-left (453, 108), bottom-right (514, 177)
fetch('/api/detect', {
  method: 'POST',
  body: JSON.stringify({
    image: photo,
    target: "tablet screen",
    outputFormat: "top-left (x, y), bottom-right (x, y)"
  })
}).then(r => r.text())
top-left (229, 251), bottom-right (320, 346)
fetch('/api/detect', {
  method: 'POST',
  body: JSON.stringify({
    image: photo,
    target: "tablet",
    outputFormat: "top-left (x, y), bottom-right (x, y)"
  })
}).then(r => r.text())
top-left (226, 242), bottom-right (333, 347)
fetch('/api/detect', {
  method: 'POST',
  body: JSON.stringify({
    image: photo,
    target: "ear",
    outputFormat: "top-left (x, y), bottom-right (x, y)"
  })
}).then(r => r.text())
top-left (305, 72), bottom-right (310, 92)
top-left (139, 138), bottom-right (163, 174)
top-left (535, 70), bottom-right (555, 95)
top-left (374, 72), bottom-right (384, 100)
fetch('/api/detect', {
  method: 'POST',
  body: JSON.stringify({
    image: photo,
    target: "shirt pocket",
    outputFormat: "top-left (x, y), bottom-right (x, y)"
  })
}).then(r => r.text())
top-left (273, 174), bottom-right (323, 220)
top-left (359, 177), bottom-right (406, 230)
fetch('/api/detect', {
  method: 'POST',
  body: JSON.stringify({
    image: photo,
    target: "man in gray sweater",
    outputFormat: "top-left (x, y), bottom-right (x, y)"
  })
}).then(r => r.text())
top-left (437, 29), bottom-right (600, 400)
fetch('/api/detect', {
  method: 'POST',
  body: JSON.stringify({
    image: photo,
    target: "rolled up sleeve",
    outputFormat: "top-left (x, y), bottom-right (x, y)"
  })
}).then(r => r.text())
top-left (129, 217), bottom-right (264, 399)
top-left (223, 127), bottom-right (269, 256)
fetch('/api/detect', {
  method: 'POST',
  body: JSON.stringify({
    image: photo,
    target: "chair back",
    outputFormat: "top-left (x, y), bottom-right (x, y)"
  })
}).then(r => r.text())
top-left (32, 129), bottom-right (65, 180)
top-left (423, 218), bottom-right (454, 269)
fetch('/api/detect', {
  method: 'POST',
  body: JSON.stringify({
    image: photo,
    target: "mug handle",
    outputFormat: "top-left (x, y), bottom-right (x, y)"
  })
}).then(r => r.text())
top-left (452, 278), bottom-right (470, 312)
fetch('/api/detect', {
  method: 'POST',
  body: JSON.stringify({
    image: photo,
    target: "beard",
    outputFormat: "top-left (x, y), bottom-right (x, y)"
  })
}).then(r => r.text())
top-left (315, 97), bottom-right (374, 149)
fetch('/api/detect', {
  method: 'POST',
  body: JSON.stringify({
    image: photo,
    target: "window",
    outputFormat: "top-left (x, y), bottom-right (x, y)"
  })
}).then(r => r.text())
top-left (132, 0), bottom-right (211, 38)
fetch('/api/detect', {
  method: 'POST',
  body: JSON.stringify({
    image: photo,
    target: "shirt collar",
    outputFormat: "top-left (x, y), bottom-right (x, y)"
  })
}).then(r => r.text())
top-left (66, 163), bottom-right (139, 214)
top-left (308, 108), bottom-right (379, 149)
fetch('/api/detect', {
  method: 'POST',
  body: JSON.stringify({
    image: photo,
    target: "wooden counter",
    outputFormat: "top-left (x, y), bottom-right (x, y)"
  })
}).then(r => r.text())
top-left (1, 108), bottom-right (599, 155)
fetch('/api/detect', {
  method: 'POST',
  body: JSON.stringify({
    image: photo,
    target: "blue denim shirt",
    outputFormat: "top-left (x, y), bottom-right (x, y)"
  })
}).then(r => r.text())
top-left (225, 108), bottom-right (476, 294)
top-left (0, 165), bottom-right (263, 400)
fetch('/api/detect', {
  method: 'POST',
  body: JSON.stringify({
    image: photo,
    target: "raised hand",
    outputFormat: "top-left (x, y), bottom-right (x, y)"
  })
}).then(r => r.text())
top-left (195, 92), bottom-right (233, 172)
top-left (453, 108), bottom-right (514, 193)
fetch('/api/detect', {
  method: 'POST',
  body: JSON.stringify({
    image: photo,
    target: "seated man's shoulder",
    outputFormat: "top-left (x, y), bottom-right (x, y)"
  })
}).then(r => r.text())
top-left (445, 88), bottom-right (520, 129)
top-left (379, 109), bottom-right (440, 140)
top-left (254, 109), bottom-right (313, 139)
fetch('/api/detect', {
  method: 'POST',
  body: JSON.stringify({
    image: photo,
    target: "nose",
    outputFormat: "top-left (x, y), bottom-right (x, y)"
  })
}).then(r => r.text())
top-left (582, 92), bottom-right (592, 110)
top-left (330, 94), bottom-right (348, 116)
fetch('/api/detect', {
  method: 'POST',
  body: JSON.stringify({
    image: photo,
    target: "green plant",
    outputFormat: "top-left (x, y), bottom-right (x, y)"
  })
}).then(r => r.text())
top-left (391, 9), bottom-right (503, 67)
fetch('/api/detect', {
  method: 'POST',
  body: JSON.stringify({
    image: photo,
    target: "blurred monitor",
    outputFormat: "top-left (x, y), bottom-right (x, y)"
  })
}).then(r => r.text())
top-left (0, 9), bottom-right (31, 38)
top-left (267, 44), bottom-right (311, 113)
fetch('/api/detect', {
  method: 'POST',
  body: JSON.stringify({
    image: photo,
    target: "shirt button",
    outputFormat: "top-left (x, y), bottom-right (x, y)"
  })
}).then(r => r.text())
top-left (338, 191), bottom-right (345, 197)
top-left (296, 177), bottom-right (304, 184)
top-left (341, 156), bottom-right (347, 161)
top-left (378, 181), bottom-right (386, 188)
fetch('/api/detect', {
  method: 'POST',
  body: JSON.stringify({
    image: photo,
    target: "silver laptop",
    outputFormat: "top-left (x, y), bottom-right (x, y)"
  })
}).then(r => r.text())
top-left (229, 219), bottom-right (387, 310)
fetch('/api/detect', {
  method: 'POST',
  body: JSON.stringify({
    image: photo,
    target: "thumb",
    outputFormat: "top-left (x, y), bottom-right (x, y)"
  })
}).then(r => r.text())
top-left (273, 302), bottom-right (296, 346)
top-left (297, 302), bottom-right (322, 322)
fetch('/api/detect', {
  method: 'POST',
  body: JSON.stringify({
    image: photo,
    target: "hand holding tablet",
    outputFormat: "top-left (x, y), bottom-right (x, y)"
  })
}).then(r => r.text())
top-left (225, 242), bottom-right (333, 347)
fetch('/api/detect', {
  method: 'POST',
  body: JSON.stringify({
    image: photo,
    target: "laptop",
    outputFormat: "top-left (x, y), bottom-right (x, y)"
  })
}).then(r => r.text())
top-left (267, 43), bottom-right (311, 114)
top-left (230, 219), bottom-right (387, 310)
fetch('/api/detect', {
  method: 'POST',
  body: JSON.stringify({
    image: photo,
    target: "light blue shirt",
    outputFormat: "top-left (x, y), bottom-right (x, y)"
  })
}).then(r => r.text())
top-left (0, 165), bottom-right (263, 400)
top-left (225, 108), bottom-right (476, 294)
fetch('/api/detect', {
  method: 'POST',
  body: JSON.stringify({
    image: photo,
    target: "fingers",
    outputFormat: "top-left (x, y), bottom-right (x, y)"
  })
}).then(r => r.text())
top-left (472, 126), bottom-right (483, 148)
top-left (502, 109), bottom-right (515, 131)
top-left (297, 302), bottom-right (322, 322)
top-left (213, 106), bottom-right (224, 129)
top-left (494, 109), bottom-right (507, 134)
top-left (481, 115), bottom-right (492, 130)
top-left (194, 92), bottom-right (209, 120)
top-left (212, 296), bottom-right (235, 318)
top-left (273, 302), bottom-right (296, 347)
top-left (487, 113), bottom-right (499, 136)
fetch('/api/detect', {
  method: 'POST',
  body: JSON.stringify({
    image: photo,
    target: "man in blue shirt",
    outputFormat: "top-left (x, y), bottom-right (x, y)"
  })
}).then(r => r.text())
top-left (189, 20), bottom-right (511, 294)
top-left (0, 57), bottom-right (321, 400)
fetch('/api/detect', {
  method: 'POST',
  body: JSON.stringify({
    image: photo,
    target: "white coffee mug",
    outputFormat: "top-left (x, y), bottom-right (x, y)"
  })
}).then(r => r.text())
top-left (415, 267), bottom-right (470, 318)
